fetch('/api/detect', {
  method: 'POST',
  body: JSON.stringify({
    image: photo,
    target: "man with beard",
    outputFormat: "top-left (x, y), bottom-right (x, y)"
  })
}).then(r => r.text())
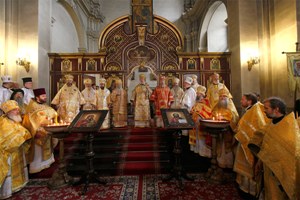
top-left (206, 72), bottom-right (234, 110)
top-left (150, 75), bottom-right (174, 127)
top-left (0, 100), bottom-right (32, 199)
top-left (96, 78), bottom-right (110, 129)
top-left (211, 88), bottom-right (239, 169)
top-left (23, 88), bottom-right (57, 173)
top-left (21, 77), bottom-right (34, 106)
top-left (181, 76), bottom-right (196, 112)
top-left (189, 85), bottom-right (212, 156)
top-left (130, 74), bottom-right (152, 128)
top-left (110, 79), bottom-right (127, 127)
top-left (10, 89), bottom-right (26, 116)
top-left (248, 97), bottom-right (300, 199)
top-left (81, 78), bottom-right (97, 110)
top-left (0, 75), bottom-right (14, 115)
top-left (233, 93), bottom-right (269, 198)
top-left (170, 78), bottom-right (184, 109)
top-left (51, 74), bottom-right (85, 123)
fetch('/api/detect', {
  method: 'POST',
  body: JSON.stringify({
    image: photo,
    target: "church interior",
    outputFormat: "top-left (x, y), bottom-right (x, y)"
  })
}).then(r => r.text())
top-left (1, 0), bottom-right (300, 199)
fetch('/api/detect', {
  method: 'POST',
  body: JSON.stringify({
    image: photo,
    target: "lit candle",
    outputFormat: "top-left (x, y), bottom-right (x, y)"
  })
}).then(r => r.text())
top-left (212, 116), bottom-right (215, 121)
top-left (60, 119), bottom-right (63, 125)
top-left (54, 113), bottom-right (58, 124)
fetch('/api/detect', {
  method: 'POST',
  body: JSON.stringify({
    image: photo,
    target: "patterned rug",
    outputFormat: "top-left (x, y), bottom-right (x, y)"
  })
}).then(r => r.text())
top-left (11, 176), bottom-right (139, 200)
top-left (10, 173), bottom-right (243, 200)
top-left (143, 173), bottom-right (243, 200)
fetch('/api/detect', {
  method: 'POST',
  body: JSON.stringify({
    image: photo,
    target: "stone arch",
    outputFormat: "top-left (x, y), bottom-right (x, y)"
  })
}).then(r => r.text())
top-left (198, 1), bottom-right (228, 52)
top-left (57, 0), bottom-right (87, 52)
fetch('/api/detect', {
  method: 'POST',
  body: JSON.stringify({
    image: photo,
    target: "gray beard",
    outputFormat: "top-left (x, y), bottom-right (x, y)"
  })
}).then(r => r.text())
top-left (7, 113), bottom-right (22, 123)
top-left (15, 98), bottom-right (24, 107)
top-left (218, 99), bottom-right (228, 108)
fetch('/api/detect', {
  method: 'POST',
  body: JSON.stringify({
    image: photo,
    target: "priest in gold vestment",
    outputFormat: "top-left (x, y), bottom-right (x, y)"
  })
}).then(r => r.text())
top-left (248, 97), bottom-right (300, 200)
top-left (110, 79), bottom-right (127, 127)
top-left (189, 85), bottom-right (212, 156)
top-left (0, 100), bottom-right (32, 199)
top-left (23, 88), bottom-right (57, 173)
top-left (150, 75), bottom-right (174, 127)
top-left (211, 88), bottom-right (239, 168)
top-left (130, 74), bottom-right (152, 128)
top-left (81, 78), bottom-right (97, 110)
top-left (51, 74), bottom-right (85, 123)
top-left (233, 93), bottom-right (269, 197)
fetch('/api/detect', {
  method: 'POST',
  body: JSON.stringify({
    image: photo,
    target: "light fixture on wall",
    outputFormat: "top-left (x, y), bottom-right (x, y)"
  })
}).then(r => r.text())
top-left (16, 57), bottom-right (30, 72)
top-left (247, 57), bottom-right (260, 71)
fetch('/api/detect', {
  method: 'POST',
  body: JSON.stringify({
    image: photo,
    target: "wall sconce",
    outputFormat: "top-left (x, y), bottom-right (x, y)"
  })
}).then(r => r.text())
top-left (16, 58), bottom-right (30, 72)
top-left (247, 57), bottom-right (260, 71)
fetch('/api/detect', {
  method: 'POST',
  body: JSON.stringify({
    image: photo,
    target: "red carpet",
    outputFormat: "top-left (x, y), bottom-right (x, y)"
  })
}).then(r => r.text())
top-left (11, 173), bottom-right (243, 200)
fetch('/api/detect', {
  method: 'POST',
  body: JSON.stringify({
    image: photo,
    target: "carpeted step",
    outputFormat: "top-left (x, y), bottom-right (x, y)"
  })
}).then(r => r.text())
top-left (117, 161), bottom-right (171, 175)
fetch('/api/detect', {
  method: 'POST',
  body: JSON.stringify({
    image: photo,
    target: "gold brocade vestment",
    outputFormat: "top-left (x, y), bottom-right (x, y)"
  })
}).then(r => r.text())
top-left (96, 88), bottom-right (111, 129)
top-left (131, 83), bottom-right (152, 127)
top-left (22, 100), bottom-right (57, 162)
top-left (0, 116), bottom-right (31, 194)
top-left (110, 88), bottom-right (127, 127)
top-left (51, 84), bottom-right (85, 122)
top-left (257, 113), bottom-right (300, 200)
top-left (211, 105), bottom-right (239, 168)
top-left (170, 86), bottom-right (184, 108)
top-left (233, 103), bottom-right (269, 196)
top-left (206, 83), bottom-right (233, 109)
top-left (81, 88), bottom-right (97, 110)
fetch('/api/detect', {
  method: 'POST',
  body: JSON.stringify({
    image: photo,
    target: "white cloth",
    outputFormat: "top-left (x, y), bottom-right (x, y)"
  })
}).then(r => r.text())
top-left (96, 88), bottom-right (110, 129)
top-left (181, 87), bottom-right (196, 112)
top-left (170, 86), bottom-right (184, 108)
top-left (21, 88), bottom-right (34, 105)
top-left (81, 88), bottom-right (97, 110)
top-left (0, 86), bottom-right (12, 115)
top-left (0, 153), bottom-right (29, 199)
top-left (29, 144), bottom-right (55, 174)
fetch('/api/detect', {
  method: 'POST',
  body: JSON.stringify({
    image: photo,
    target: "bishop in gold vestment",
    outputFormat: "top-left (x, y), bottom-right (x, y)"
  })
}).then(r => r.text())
top-left (170, 78), bottom-right (184, 109)
top-left (206, 73), bottom-right (235, 112)
top-left (96, 78), bottom-right (111, 129)
top-left (131, 74), bottom-right (152, 128)
top-left (23, 88), bottom-right (57, 173)
top-left (211, 88), bottom-right (239, 168)
top-left (110, 79), bottom-right (127, 127)
top-left (81, 78), bottom-right (97, 110)
top-left (51, 74), bottom-right (85, 123)
top-left (0, 100), bottom-right (32, 199)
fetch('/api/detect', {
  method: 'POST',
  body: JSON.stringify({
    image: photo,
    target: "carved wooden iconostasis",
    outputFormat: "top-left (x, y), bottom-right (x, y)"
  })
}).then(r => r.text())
top-left (48, 14), bottom-right (231, 101)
